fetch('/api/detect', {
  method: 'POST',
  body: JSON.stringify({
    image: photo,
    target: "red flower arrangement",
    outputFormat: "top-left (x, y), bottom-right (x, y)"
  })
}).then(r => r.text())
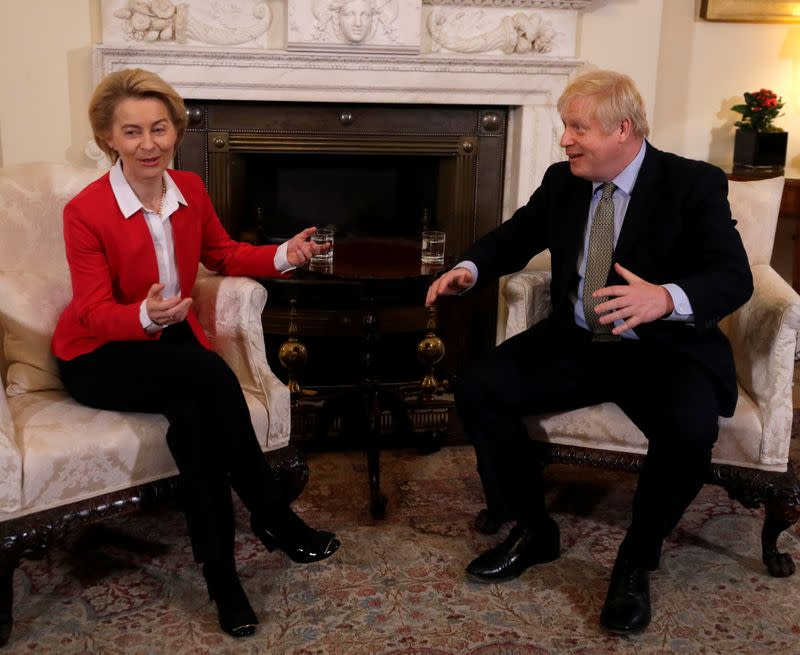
top-left (731, 88), bottom-right (785, 132)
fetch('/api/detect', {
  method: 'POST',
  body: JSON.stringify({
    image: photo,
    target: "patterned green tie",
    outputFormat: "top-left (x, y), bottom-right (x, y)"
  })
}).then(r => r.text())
top-left (583, 182), bottom-right (616, 335)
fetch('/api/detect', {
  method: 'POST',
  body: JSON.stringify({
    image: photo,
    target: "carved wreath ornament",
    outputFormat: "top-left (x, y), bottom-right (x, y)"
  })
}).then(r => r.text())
top-left (113, 0), bottom-right (271, 45)
top-left (427, 9), bottom-right (556, 54)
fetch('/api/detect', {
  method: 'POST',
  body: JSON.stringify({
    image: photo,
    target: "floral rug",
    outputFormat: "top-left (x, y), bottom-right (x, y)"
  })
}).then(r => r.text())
top-left (6, 429), bottom-right (800, 654)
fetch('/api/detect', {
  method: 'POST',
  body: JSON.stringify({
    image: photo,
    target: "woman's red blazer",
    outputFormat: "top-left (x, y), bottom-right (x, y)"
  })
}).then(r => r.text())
top-left (52, 169), bottom-right (284, 361)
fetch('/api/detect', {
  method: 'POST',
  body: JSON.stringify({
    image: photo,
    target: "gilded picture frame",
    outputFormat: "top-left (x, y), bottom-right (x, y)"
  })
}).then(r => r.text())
top-left (700, 0), bottom-right (800, 23)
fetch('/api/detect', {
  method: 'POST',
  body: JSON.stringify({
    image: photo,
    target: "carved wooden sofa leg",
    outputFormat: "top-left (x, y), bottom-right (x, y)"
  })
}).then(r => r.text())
top-left (266, 444), bottom-right (310, 504)
top-left (759, 467), bottom-right (800, 578)
top-left (0, 551), bottom-right (18, 647)
top-left (711, 463), bottom-right (800, 578)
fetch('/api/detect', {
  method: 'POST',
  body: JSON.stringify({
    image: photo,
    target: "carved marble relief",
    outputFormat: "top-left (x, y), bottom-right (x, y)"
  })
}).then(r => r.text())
top-left (287, 0), bottom-right (422, 54)
top-left (427, 9), bottom-right (555, 54)
top-left (421, 5), bottom-right (574, 56)
top-left (103, 0), bottom-right (272, 47)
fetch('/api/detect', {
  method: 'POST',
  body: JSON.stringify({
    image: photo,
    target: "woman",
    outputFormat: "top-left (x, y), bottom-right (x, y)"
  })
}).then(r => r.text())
top-left (52, 68), bottom-right (339, 639)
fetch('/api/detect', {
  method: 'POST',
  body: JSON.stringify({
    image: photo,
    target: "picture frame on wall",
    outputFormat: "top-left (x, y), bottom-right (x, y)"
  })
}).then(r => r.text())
top-left (700, 0), bottom-right (800, 23)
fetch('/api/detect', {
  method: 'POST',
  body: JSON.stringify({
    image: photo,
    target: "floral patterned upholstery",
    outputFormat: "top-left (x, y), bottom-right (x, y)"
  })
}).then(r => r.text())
top-left (502, 175), bottom-right (800, 473)
top-left (0, 162), bottom-right (290, 516)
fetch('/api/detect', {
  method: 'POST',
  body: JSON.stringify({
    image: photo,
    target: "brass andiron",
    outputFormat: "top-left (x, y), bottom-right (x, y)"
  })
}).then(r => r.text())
top-left (416, 304), bottom-right (448, 399)
top-left (278, 299), bottom-right (316, 403)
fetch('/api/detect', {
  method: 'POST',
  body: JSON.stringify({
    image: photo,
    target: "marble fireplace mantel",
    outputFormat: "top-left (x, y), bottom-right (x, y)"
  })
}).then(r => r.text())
top-left (95, 0), bottom-right (593, 213)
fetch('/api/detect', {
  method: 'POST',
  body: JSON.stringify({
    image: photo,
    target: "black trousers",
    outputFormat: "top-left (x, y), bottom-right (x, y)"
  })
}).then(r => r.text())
top-left (455, 319), bottom-right (721, 569)
top-left (57, 323), bottom-right (283, 566)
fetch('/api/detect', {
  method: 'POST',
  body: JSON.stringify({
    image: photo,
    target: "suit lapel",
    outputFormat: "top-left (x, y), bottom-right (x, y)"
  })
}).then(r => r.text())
top-left (613, 143), bottom-right (660, 268)
top-left (556, 176), bottom-right (593, 285)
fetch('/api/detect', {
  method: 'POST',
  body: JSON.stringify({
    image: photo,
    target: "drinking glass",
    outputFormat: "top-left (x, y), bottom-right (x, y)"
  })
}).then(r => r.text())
top-left (311, 228), bottom-right (334, 263)
top-left (421, 230), bottom-right (446, 264)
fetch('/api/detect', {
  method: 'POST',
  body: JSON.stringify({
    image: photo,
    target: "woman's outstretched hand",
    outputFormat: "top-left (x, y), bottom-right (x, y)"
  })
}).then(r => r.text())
top-left (286, 227), bottom-right (329, 267)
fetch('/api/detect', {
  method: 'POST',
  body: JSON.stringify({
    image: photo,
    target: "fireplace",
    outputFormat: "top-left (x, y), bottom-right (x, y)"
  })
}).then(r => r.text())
top-left (176, 100), bottom-right (508, 386)
top-left (93, 0), bottom-right (589, 396)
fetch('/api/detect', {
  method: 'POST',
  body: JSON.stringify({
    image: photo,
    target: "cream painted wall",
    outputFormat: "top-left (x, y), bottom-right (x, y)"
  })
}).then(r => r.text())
top-left (0, 1), bottom-right (99, 167)
top-left (654, 0), bottom-right (800, 177)
top-left (579, 0), bottom-right (664, 132)
top-left (2, 0), bottom-right (800, 178)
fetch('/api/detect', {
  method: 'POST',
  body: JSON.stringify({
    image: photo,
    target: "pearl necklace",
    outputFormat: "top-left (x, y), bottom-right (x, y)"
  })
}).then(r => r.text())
top-left (144, 181), bottom-right (167, 215)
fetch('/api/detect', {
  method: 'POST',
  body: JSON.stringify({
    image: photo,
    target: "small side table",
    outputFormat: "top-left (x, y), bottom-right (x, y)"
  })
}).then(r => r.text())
top-left (299, 237), bottom-right (449, 517)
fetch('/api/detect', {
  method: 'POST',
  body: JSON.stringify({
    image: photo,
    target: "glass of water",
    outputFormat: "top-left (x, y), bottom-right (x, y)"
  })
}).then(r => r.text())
top-left (421, 230), bottom-right (446, 264)
top-left (310, 228), bottom-right (334, 264)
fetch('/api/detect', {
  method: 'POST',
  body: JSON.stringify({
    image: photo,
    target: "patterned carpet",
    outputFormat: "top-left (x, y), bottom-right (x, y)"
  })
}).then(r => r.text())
top-left (5, 429), bottom-right (800, 654)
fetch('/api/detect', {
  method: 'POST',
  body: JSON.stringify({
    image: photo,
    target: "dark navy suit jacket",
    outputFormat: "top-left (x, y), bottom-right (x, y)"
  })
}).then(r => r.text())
top-left (464, 143), bottom-right (754, 417)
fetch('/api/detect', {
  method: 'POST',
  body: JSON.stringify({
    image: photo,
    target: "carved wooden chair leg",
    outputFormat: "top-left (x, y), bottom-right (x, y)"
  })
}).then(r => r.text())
top-left (762, 510), bottom-right (797, 577)
top-left (759, 465), bottom-right (800, 577)
top-left (0, 552), bottom-right (19, 646)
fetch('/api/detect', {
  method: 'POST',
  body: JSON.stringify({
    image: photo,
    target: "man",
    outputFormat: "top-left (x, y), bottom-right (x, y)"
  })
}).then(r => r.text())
top-left (425, 69), bottom-right (753, 634)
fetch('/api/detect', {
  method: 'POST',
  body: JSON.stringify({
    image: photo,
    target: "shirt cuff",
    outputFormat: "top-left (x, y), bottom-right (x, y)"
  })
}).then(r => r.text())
top-left (140, 299), bottom-right (163, 333)
top-left (662, 283), bottom-right (695, 322)
top-left (453, 260), bottom-right (478, 292)
top-left (275, 241), bottom-right (295, 273)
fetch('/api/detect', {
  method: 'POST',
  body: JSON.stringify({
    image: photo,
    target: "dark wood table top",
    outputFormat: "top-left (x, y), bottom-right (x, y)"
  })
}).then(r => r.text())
top-left (301, 237), bottom-right (448, 281)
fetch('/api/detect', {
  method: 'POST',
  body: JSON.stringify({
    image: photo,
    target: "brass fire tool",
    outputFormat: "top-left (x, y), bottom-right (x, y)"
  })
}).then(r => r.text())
top-left (278, 299), bottom-right (316, 404)
top-left (415, 304), bottom-right (449, 399)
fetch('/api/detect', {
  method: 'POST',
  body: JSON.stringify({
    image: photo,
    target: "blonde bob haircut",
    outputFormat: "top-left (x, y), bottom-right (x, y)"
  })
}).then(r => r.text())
top-left (557, 69), bottom-right (650, 139)
top-left (88, 68), bottom-right (188, 163)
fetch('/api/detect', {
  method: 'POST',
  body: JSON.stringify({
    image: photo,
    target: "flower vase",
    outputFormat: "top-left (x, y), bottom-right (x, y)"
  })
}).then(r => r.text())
top-left (733, 129), bottom-right (787, 171)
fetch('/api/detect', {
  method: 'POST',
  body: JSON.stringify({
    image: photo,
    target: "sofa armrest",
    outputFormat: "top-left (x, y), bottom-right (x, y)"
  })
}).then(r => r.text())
top-left (501, 270), bottom-right (552, 341)
top-left (721, 264), bottom-right (800, 467)
top-left (191, 270), bottom-right (291, 450)
top-left (0, 371), bottom-right (22, 512)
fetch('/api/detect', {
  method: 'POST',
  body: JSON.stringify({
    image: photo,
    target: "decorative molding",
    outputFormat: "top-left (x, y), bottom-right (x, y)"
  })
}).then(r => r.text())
top-left (94, 45), bottom-right (580, 76)
top-left (427, 9), bottom-right (556, 55)
top-left (104, 0), bottom-right (272, 47)
top-left (423, 0), bottom-right (593, 8)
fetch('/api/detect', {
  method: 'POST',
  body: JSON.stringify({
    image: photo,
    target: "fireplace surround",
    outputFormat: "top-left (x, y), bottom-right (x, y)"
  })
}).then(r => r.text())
top-left (92, 0), bottom-right (591, 392)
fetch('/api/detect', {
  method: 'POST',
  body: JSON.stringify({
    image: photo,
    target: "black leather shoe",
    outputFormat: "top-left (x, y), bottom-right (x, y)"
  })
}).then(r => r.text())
top-left (466, 521), bottom-right (560, 583)
top-left (202, 564), bottom-right (258, 638)
top-left (600, 558), bottom-right (651, 634)
top-left (252, 509), bottom-right (340, 564)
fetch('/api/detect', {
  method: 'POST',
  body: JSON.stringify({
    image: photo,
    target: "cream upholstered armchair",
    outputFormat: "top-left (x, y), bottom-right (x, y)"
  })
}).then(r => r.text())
top-left (500, 175), bottom-right (800, 578)
top-left (0, 162), bottom-right (298, 645)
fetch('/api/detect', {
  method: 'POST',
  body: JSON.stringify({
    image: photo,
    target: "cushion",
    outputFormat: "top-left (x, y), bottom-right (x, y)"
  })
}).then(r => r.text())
top-left (0, 271), bottom-right (71, 396)
top-left (6, 388), bottom-right (270, 516)
top-left (728, 176), bottom-right (784, 267)
top-left (524, 384), bottom-right (776, 471)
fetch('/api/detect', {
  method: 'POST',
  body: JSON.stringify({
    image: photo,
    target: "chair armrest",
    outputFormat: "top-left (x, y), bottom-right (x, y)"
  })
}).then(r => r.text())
top-left (0, 371), bottom-right (22, 512)
top-left (721, 264), bottom-right (800, 467)
top-left (191, 270), bottom-right (291, 450)
top-left (501, 270), bottom-right (552, 341)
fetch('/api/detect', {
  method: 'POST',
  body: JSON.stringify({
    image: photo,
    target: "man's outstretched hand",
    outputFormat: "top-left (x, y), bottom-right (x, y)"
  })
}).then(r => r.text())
top-left (425, 267), bottom-right (474, 306)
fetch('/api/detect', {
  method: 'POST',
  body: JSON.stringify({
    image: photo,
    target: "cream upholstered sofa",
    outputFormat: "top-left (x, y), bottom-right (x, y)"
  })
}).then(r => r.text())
top-left (500, 175), bottom-right (800, 578)
top-left (0, 162), bottom-right (298, 645)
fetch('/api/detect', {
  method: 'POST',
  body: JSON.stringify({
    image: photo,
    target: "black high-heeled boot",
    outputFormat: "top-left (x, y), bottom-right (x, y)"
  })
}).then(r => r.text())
top-left (201, 563), bottom-right (259, 638)
top-left (251, 508), bottom-right (340, 564)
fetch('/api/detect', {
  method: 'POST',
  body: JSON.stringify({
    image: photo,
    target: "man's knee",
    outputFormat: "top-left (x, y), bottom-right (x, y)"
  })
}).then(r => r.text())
top-left (454, 356), bottom-right (507, 417)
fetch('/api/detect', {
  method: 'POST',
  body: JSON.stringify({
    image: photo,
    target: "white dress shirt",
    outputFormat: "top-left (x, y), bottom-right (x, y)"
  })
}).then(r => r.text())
top-left (109, 160), bottom-right (292, 332)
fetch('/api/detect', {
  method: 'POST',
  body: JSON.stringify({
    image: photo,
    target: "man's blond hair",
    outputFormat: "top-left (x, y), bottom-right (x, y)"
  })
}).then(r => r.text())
top-left (557, 69), bottom-right (649, 138)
